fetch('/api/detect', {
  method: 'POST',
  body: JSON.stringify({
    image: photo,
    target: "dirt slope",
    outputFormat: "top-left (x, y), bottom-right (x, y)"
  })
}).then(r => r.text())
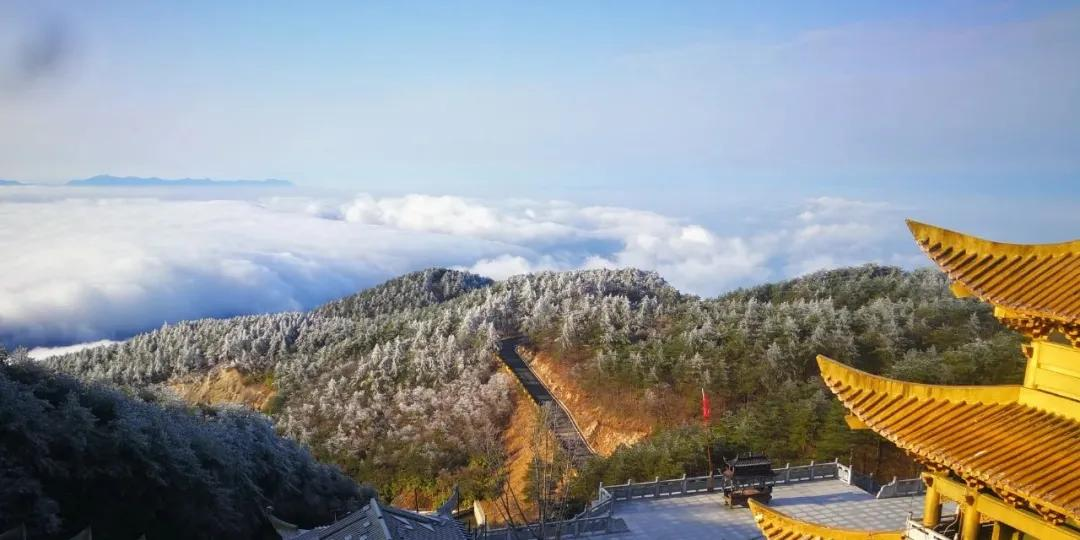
top-left (169, 367), bottom-right (276, 412)
top-left (477, 366), bottom-right (542, 526)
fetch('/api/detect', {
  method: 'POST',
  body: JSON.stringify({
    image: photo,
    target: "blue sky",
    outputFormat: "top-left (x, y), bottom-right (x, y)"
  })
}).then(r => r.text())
top-left (4, 2), bottom-right (1078, 215)
top-left (2, 2), bottom-right (1079, 348)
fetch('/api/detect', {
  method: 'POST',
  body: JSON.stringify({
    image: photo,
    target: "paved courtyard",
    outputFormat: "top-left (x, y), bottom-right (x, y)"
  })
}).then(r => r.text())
top-left (606, 479), bottom-right (950, 540)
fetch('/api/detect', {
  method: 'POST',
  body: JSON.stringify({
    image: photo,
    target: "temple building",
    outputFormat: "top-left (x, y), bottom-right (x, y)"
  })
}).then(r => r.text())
top-left (751, 220), bottom-right (1080, 540)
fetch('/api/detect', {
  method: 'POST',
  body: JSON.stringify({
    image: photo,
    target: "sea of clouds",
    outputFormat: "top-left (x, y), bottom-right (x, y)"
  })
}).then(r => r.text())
top-left (1, 186), bottom-right (917, 350)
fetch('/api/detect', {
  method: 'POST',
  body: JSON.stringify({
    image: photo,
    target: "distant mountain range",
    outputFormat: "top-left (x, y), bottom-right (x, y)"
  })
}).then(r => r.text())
top-left (66, 175), bottom-right (293, 187)
top-left (0, 179), bottom-right (25, 186)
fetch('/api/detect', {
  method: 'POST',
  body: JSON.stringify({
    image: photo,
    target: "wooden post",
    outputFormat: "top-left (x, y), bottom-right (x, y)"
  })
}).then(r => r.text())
top-left (681, 473), bottom-right (688, 494)
top-left (809, 460), bottom-right (815, 479)
top-left (654, 476), bottom-right (660, 497)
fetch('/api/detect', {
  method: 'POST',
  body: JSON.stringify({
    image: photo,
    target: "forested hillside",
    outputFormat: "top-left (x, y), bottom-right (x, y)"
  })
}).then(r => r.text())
top-left (43, 265), bottom-right (1026, 513)
top-left (0, 350), bottom-right (368, 539)
top-left (540, 266), bottom-right (1025, 496)
top-left (46, 268), bottom-right (513, 507)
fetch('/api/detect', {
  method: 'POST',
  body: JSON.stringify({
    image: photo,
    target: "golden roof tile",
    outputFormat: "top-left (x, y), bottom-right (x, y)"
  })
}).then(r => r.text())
top-left (748, 499), bottom-right (904, 540)
top-left (818, 355), bottom-right (1080, 522)
top-left (906, 220), bottom-right (1080, 329)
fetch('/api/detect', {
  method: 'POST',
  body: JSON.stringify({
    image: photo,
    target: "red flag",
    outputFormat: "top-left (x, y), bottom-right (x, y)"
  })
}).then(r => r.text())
top-left (701, 388), bottom-right (711, 422)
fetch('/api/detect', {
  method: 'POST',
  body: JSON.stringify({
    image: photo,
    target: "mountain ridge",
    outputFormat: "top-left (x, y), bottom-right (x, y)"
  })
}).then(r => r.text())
top-left (40, 264), bottom-right (1023, 513)
top-left (67, 175), bottom-right (293, 187)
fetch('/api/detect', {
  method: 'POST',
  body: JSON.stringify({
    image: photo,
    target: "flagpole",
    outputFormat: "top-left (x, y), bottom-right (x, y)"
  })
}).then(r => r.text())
top-left (702, 388), bottom-right (714, 492)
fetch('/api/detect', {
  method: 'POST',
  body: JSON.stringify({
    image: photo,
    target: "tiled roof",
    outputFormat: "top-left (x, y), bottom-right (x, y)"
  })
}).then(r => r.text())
top-left (818, 354), bottom-right (1080, 522)
top-left (907, 220), bottom-right (1080, 325)
top-left (292, 499), bottom-right (466, 540)
top-left (748, 499), bottom-right (903, 540)
top-left (380, 506), bottom-right (467, 540)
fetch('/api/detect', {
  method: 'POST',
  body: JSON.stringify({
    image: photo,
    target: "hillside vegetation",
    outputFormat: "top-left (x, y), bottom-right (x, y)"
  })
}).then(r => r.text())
top-left (43, 265), bottom-right (1025, 512)
top-left (531, 265), bottom-right (1022, 457)
top-left (0, 351), bottom-right (367, 539)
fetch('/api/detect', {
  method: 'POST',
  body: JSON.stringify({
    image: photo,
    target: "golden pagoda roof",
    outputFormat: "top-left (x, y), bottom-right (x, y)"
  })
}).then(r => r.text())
top-left (747, 499), bottom-right (903, 540)
top-left (818, 355), bottom-right (1080, 523)
top-left (907, 220), bottom-right (1080, 335)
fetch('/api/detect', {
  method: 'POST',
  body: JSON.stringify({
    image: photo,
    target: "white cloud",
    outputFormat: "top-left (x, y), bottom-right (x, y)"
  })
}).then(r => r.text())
top-left (464, 255), bottom-right (560, 280)
top-left (796, 197), bottom-right (892, 224)
top-left (794, 222), bottom-right (879, 245)
top-left (0, 191), bottom-right (517, 347)
top-left (28, 339), bottom-right (117, 360)
top-left (339, 194), bottom-right (578, 243)
top-left (0, 187), bottom-right (913, 348)
top-left (679, 226), bottom-right (713, 244)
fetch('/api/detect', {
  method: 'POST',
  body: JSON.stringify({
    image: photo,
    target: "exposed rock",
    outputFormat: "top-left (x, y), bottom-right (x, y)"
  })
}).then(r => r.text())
top-left (169, 367), bottom-right (276, 412)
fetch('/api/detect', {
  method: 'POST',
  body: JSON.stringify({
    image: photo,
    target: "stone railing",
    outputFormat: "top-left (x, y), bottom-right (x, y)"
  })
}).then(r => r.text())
top-left (474, 460), bottom-right (926, 538)
top-left (837, 462), bottom-right (853, 484)
top-left (602, 459), bottom-right (841, 503)
top-left (839, 462), bottom-right (880, 494)
top-left (477, 515), bottom-right (615, 540)
top-left (840, 463), bottom-right (925, 499)
top-left (904, 518), bottom-right (954, 540)
top-left (475, 485), bottom-right (616, 539)
top-left (876, 476), bottom-right (926, 499)
top-left (579, 485), bottom-right (613, 519)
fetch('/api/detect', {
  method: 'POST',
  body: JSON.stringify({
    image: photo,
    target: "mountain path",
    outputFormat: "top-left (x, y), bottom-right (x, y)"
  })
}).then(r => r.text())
top-left (497, 337), bottom-right (595, 465)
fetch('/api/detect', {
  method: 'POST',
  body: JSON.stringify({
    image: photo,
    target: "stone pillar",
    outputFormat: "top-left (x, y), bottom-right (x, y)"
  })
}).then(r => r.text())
top-left (921, 484), bottom-right (942, 527)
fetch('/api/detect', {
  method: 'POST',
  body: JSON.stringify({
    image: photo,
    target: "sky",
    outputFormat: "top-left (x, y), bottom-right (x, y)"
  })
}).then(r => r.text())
top-left (1, 1), bottom-right (1079, 349)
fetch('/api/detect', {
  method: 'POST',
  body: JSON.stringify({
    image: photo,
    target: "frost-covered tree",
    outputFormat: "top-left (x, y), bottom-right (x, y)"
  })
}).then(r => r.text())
top-left (0, 360), bottom-right (368, 539)
top-left (41, 264), bottom-right (1023, 507)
